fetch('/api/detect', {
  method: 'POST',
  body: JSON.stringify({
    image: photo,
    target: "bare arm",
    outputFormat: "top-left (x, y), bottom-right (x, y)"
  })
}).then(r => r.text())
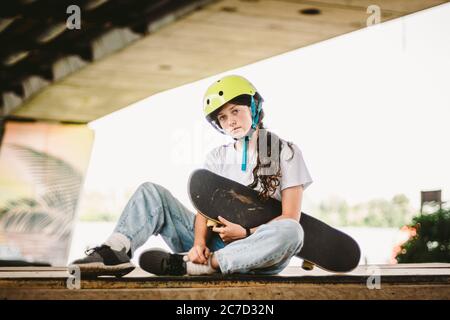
top-left (187, 212), bottom-right (212, 264)
top-left (193, 212), bottom-right (210, 245)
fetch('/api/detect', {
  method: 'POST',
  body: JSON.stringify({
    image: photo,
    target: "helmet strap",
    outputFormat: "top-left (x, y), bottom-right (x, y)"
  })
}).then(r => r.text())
top-left (239, 96), bottom-right (262, 171)
top-left (250, 95), bottom-right (261, 129)
top-left (241, 136), bottom-right (249, 171)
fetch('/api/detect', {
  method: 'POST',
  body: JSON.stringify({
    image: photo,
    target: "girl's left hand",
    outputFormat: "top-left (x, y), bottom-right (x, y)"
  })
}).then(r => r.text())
top-left (212, 216), bottom-right (246, 243)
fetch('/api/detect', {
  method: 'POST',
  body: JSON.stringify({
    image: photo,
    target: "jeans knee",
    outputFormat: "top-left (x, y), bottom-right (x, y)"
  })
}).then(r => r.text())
top-left (136, 182), bottom-right (164, 212)
top-left (139, 181), bottom-right (165, 195)
top-left (138, 181), bottom-right (154, 191)
top-left (273, 219), bottom-right (304, 252)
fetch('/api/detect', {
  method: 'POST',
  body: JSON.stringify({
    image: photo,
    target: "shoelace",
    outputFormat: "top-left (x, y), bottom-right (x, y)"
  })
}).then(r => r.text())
top-left (84, 245), bottom-right (108, 256)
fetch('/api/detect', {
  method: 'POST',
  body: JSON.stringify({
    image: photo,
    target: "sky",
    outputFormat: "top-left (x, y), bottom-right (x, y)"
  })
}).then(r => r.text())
top-left (81, 3), bottom-right (450, 215)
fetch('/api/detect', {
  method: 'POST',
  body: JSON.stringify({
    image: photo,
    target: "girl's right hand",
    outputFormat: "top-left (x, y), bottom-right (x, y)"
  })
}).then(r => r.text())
top-left (187, 244), bottom-right (211, 265)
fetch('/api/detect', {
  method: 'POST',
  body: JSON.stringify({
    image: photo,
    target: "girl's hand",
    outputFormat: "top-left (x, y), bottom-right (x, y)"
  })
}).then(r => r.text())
top-left (187, 244), bottom-right (211, 265)
top-left (212, 216), bottom-right (246, 243)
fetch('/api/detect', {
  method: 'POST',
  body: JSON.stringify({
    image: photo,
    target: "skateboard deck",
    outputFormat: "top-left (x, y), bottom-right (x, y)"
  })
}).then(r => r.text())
top-left (188, 169), bottom-right (361, 273)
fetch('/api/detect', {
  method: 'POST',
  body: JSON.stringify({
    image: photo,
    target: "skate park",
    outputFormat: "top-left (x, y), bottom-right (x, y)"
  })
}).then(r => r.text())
top-left (1, 0), bottom-right (449, 300)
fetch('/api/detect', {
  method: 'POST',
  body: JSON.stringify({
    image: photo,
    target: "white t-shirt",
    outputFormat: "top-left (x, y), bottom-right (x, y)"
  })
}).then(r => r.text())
top-left (203, 139), bottom-right (313, 201)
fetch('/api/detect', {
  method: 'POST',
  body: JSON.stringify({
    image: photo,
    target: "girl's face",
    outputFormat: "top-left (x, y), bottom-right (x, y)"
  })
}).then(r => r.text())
top-left (217, 103), bottom-right (252, 139)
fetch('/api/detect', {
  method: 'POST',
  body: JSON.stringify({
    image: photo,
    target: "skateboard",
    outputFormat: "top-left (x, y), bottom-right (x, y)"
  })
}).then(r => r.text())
top-left (187, 169), bottom-right (361, 273)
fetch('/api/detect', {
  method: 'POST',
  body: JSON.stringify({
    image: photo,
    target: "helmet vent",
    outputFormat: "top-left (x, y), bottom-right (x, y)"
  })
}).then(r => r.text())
top-left (207, 99), bottom-right (210, 105)
top-left (299, 8), bottom-right (321, 15)
top-left (221, 6), bottom-right (237, 13)
top-left (219, 91), bottom-right (223, 96)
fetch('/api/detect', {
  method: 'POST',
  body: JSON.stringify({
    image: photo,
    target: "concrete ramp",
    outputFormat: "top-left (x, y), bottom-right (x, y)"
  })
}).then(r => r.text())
top-left (1, 264), bottom-right (449, 299)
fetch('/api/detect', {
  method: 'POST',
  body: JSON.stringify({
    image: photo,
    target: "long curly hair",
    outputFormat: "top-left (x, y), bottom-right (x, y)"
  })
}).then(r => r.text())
top-left (248, 124), bottom-right (294, 201)
top-left (212, 94), bottom-right (295, 201)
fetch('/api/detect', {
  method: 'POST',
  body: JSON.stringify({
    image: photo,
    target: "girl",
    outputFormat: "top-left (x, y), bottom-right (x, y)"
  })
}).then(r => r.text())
top-left (71, 75), bottom-right (313, 276)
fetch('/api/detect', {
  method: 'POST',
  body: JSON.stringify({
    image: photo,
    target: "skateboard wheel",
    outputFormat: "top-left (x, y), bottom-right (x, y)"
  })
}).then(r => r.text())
top-left (302, 260), bottom-right (315, 271)
top-left (206, 219), bottom-right (218, 227)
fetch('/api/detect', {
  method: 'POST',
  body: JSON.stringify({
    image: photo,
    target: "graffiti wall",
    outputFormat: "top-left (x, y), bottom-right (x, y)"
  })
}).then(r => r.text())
top-left (0, 121), bottom-right (93, 266)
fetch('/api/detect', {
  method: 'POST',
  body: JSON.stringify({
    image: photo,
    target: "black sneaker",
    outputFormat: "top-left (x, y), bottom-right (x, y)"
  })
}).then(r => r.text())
top-left (139, 248), bottom-right (187, 276)
top-left (69, 245), bottom-right (135, 277)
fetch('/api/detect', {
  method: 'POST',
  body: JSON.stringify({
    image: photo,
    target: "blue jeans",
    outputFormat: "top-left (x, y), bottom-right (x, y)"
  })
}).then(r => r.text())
top-left (114, 182), bottom-right (304, 275)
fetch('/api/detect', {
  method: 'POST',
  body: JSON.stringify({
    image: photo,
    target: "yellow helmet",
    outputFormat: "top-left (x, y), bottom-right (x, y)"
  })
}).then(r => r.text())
top-left (203, 75), bottom-right (258, 116)
top-left (203, 75), bottom-right (263, 134)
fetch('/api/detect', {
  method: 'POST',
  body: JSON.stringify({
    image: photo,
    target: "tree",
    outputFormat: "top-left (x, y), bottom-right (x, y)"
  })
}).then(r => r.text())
top-left (395, 207), bottom-right (450, 263)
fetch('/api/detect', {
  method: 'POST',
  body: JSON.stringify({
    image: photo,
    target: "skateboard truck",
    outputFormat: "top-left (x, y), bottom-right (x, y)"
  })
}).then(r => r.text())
top-left (302, 260), bottom-right (315, 271)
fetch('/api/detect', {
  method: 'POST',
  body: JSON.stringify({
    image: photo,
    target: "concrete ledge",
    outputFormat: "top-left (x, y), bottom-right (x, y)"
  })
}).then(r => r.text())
top-left (1, 264), bottom-right (449, 300)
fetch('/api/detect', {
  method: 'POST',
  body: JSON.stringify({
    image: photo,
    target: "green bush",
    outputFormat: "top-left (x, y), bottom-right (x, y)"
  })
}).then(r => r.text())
top-left (395, 208), bottom-right (450, 263)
